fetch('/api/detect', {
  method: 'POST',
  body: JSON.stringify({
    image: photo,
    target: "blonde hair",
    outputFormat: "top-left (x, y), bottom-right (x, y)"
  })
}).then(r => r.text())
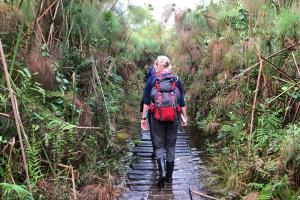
top-left (155, 55), bottom-right (172, 72)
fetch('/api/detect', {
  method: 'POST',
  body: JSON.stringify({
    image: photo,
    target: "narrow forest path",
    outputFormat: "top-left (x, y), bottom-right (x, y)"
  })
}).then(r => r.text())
top-left (119, 127), bottom-right (214, 200)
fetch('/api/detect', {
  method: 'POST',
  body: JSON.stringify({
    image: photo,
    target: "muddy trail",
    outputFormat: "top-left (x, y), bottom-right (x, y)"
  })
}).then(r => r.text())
top-left (119, 127), bottom-right (217, 200)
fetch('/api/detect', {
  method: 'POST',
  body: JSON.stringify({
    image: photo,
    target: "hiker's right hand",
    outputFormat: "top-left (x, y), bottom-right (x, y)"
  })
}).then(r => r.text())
top-left (141, 119), bottom-right (148, 130)
top-left (182, 117), bottom-right (187, 127)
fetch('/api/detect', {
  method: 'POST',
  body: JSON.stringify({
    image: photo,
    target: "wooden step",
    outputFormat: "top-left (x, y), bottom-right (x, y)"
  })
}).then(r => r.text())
top-left (119, 129), bottom-right (209, 200)
top-left (130, 164), bottom-right (196, 170)
top-left (130, 184), bottom-right (191, 191)
top-left (127, 179), bottom-right (199, 186)
top-left (128, 173), bottom-right (200, 181)
top-left (132, 148), bottom-right (191, 153)
top-left (135, 152), bottom-right (194, 157)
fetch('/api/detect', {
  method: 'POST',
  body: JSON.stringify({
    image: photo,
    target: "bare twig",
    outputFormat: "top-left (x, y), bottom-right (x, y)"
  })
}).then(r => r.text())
top-left (189, 187), bottom-right (219, 200)
top-left (268, 81), bottom-right (300, 104)
top-left (283, 97), bottom-right (293, 122)
top-left (0, 39), bottom-right (32, 193)
top-left (47, 0), bottom-right (60, 47)
top-left (76, 126), bottom-right (102, 130)
top-left (7, 137), bottom-right (15, 184)
top-left (40, 159), bottom-right (77, 199)
top-left (71, 167), bottom-right (77, 200)
top-left (234, 42), bottom-right (300, 79)
top-left (261, 56), bottom-right (298, 85)
top-left (108, 0), bottom-right (119, 12)
top-left (292, 102), bottom-right (300, 122)
top-left (37, 0), bottom-right (59, 22)
top-left (92, 63), bottom-right (111, 128)
top-left (0, 112), bottom-right (10, 118)
top-left (32, 0), bottom-right (43, 37)
top-left (248, 0), bottom-right (253, 36)
top-left (248, 52), bottom-right (264, 156)
top-left (37, 23), bottom-right (49, 51)
top-left (292, 52), bottom-right (300, 76)
top-left (105, 58), bottom-right (117, 79)
top-left (18, 0), bottom-right (24, 8)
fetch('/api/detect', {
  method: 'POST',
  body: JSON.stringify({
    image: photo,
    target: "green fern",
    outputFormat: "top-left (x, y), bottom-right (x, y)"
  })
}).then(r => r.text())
top-left (258, 185), bottom-right (272, 200)
top-left (0, 183), bottom-right (33, 200)
top-left (272, 176), bottom-right (298, 200)
top-left (253, 109), bottom-right (284, 153)
top-left (26, 125), bottom-right (43, 185)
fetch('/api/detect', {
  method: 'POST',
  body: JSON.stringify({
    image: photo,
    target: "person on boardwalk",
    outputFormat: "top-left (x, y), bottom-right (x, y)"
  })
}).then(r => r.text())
top-left (140, 64), bottom-right (156, 157)
top-left (141, 55), bottom-right (187, 188)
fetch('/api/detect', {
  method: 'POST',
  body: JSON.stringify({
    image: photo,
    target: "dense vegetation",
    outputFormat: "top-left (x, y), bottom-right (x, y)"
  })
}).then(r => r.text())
top-left (164, 0), bottom-right (300, 199)
top-left (1, 0), bottom-right (300, 199)
top-left (0, 0), bottom-right (164, 199)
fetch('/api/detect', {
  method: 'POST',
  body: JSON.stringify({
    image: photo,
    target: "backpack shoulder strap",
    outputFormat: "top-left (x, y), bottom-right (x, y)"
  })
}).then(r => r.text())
top-left (150, 77), bottom-right (157, 88)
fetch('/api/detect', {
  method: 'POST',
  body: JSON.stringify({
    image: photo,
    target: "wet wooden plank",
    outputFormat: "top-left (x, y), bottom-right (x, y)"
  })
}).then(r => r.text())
top-left (140, 132), bottom-right (188, 137)
top-left (131, 160), bottom-right (197, 165)
top-left (136, 141), bottom-right (189, 145)
top-left (133, 156), bottom-right (201, 162)
top-left (118, 191), bottom-right (147, 200)
top-left (132, 148), bottom-right (191, 153)
top-left (130, 184), bottom-right (192, 192)
top-left (127, 178), bottom-right (199, 186)
top-left (119, 128), bottom-right (210, 200)
top-left (135, 152), bottom-right (193, 157)
top-left (133, 146), bottom-right (190, 150)
top-left (128, 170), bottom-right (157, 175)
top-left (130, 164), bottom-right (195, 170)
top-left (141, 135), bottom-right (189, 140)
top-left (128, 173), bottom-right (200, 181)
top-left (149, 191), bottom-right (191, 199)
top-left (136, 144), bottom-right (190, 148)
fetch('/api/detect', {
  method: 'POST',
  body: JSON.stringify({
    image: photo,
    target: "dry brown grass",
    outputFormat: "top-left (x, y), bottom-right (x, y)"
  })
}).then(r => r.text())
top-left (217, 70), bottom-right (230, 85)
top-left (94, 51), bottom-right (109, 70)
top-left (224, 90), bottom-right (240, 106)
top-left (174, 10), bottom-right (203, 65)
top-left (117, 60), bottom-right (137, 80)
top-left (28, 33), bottom-right (56, 90)
top-left (65, 94), bottom-right (93, 127)
top-left (208, 39), bottom-right (227, 68)
top-left (79, 105), bottom-right (93, 127)
top-left (0, 4), bottom-right (22, 33)
top-left (79, 181), bottom-right (121, 200)
top-left (203, 67), bottom-right (214, 80)
top-left (211, 90), bottom-right (240, 108)
top-left (205, 121), bottom-right (220, 134)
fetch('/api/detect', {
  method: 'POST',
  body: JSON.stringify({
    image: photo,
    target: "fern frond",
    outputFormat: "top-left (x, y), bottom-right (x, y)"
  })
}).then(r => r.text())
top-left (258, 185), bottom-right (272, 200)
top-left (26, 126), bottom-right (43, 184)
top-left (0, 183), bottom-right (33, 200)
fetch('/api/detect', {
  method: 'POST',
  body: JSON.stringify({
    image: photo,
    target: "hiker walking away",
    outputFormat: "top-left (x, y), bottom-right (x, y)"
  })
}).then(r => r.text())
top-left (140, 64), bottom-right (156, 157)
top-left (141, 55), bottom-right (187, 188)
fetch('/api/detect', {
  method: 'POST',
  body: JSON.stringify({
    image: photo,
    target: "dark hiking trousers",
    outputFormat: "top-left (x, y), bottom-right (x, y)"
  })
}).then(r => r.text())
top-left (148, 112), bottom-right (155, 152)
top-left (141, 99), bottom-right (155, 152)
top-left (151, 117), bottom-right (179, 162)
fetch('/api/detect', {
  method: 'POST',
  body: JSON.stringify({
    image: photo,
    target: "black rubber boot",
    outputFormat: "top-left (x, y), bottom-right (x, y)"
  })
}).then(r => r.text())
top-left (165, 161), bottom-right (174, 184)
top-left (151, 152), bottom-right (156, 159)
top-left (157, 157), bottom-right (166, 188)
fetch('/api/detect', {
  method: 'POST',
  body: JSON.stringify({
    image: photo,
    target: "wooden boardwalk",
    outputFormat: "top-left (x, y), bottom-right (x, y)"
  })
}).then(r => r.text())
top-left (119, 129), bottom-right (210, 200)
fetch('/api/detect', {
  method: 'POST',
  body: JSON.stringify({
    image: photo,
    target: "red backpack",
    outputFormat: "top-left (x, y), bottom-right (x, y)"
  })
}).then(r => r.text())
top-left (149, 72), bottom-right (181, 122)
